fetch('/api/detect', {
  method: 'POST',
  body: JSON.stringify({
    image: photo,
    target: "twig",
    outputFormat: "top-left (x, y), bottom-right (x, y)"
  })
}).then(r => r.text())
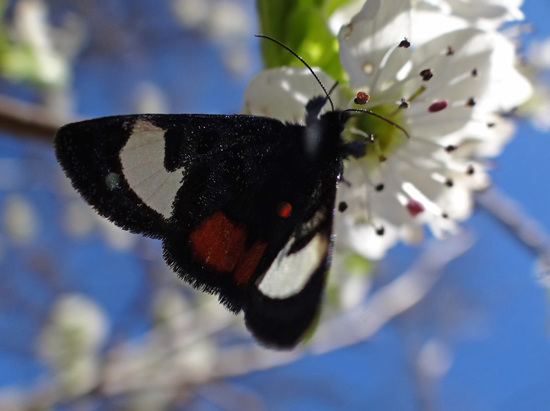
top-left (0, 94), bottom-right (68, 140)
top-left (210, 232), bottom-right (474, 379)
top-left (476, 186), bottom-right (550, 279)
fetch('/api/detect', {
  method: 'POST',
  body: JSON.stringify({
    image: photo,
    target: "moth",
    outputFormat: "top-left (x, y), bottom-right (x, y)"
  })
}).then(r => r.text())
top-left (55, 38), bottom-right (405, 348)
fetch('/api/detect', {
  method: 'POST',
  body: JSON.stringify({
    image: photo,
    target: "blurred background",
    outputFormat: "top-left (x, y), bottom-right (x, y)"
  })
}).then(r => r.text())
top-left (1, 0), bottom-right (550, 409)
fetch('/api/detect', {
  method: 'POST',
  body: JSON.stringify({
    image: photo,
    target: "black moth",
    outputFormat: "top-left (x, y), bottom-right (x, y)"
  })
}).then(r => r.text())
top-left (55, 38), bottom-right (400, 349)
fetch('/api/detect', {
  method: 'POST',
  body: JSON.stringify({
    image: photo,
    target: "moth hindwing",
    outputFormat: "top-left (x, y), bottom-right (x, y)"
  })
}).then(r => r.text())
top-left (55, 98), bottom-right (350, 348)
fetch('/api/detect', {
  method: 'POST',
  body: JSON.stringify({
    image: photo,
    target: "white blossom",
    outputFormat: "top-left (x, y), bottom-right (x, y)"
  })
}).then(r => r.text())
top-left (245, 0), bottom-right (532, 259)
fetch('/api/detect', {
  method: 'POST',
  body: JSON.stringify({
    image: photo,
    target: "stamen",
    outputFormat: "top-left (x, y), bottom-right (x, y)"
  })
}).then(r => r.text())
top-left (338, 202), bottom-right (348, 212)
top-left (428, 100), bottom-right (449, 113)
top-left (401, 182), bottom-right (445, 217)
top-left (399, 38), bottom-right (411, 48)
top-left (408, 86), bottom-right (426, 102)
top-left (471, 68), bottom-right (478, 77)
top-left (431, 172), bottom-right (454, 188)
top-left (420, 68), bottom-right (434, 81)
top-left (409, 136), bottom-right (458, 153)
top-left (466, 97), bottom-right (476, 107)
top-left (354, 91), bottom-right (370, 105)
top-left (375, 183), bottom-right (385, 192)
top-left (466, 164), bottom-right (475, 175)
top-left (446, 46), bottom-right (455, 56)
top-left (399, 98), bottom-right (410, 109)
top-left (407, 199), bottom-right (425, 217)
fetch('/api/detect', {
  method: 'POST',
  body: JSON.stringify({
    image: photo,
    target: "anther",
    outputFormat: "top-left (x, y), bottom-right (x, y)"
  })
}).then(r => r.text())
top-left (471, 68), bottom-right (478, 77)
top-left (466, 97), bottom-right (476, 107)
top-left (444, 145), bottom-right (457, 152)
top-left (406, 199), bottom-right (425, 217)
top-left (399, 38), bottom-right (411, 48)
top-left (399, 98), bottom-right (410, 109)
top-left (338, 201), bottom-right (348, 213)
top-left (446, 46), bottom-right (455, 56)
top-left (428, 100), bottom-right (448, 113)
top-left (354, 91), bottom-right (370, 105)
top-left (375, 183), bottom-right (385, 192)
top-left (420, 68), bottom-right (434, 81)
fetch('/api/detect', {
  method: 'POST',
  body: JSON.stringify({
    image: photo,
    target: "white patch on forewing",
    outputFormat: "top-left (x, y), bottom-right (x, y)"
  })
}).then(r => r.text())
top-left (119, 119), bottom-right (184, 218)
top-left (258, 234), bottom-right (328, 299)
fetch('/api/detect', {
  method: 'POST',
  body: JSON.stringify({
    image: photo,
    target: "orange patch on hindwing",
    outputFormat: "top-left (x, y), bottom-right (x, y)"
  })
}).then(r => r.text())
top-left (234, 241), bottom-right (267, 287)
top-left (189, 211), bottom-right (266, 286)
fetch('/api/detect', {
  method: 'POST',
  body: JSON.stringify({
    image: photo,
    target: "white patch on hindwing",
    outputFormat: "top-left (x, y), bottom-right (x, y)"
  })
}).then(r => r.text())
top-left (258, 233), bottom-right (328, 299)
top-left (119, 119), bottom-right (185, 218)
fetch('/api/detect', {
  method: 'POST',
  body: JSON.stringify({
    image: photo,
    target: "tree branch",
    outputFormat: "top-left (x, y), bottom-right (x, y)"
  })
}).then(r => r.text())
top-left (0, 94), bottom-right (69, 140)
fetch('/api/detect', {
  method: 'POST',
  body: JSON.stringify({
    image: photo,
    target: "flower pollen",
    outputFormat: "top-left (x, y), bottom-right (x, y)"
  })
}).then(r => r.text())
top-left (428, 100), bottom-right (449, 113)
top-left (420, 68), bottom-right (434, 81)
top-left (398, 38), bottom-right (411, 48)
top-left (406, 199), bottom-right (425, 217)
top-left (338, 201), bottom-right (348, 213)
top-left (354, 91), bottom-right (370, 105)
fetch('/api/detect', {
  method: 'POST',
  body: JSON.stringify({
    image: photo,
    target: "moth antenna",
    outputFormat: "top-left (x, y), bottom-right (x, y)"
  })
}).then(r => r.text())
top-left (255, 34), bottom-right (335, 112)
top-left (344, 108), bottom-right (411, 140)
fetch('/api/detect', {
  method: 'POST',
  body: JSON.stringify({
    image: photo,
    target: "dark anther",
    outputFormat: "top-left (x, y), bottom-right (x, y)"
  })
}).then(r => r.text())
top-left (338, 201), bottom-right (348, 212)
top-left (399, 38), bottom-right (411, 48)
top-left (375, 183), bottom-right (385, 192)
top-left (354, 91), bottom-right (370, 105)
top-left (466, 97), bottom-right (476, 107)
top-left (420, 68), bottom-right (433, 81)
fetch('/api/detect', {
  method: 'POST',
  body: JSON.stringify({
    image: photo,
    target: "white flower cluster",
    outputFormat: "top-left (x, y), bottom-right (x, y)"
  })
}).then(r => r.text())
top-left (245, 0), bottom-right (532, 259)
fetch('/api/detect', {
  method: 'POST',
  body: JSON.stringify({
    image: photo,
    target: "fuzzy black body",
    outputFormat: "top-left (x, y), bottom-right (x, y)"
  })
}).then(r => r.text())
top-left (55, 97), bottom-right (350, 348)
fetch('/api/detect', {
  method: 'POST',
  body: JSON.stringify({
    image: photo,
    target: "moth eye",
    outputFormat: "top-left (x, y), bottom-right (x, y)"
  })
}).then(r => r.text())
top-left (277, 201), bottom-right (292, 218)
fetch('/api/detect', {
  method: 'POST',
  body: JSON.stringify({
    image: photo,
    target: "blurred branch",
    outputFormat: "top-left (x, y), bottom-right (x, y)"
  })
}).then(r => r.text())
top-left (477, 186), bottom-right (550, 273)
top-left (64, 234), bottom-right (473, 406)
top-left (0, 94), bottom-right (68, 140)
top-left (144, 233), bottom-right (472, 387)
